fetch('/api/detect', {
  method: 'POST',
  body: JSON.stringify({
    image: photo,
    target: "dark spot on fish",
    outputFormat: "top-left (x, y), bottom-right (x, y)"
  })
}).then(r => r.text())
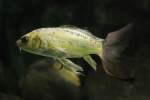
top-left (68, 41), bottom-right (73, 45)
top-left (71, 31), bottom-right (74, 34)
top-left (39, 38), bottom-right (42, 48)
top-left (77, 33), bottom-right (80, 36)
top-left (64, 29), bottom-right (69, 32)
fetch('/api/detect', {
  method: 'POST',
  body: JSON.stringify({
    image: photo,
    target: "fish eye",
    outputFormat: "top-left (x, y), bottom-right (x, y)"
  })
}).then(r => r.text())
top-left (21, 36), bottom-right (29, 43)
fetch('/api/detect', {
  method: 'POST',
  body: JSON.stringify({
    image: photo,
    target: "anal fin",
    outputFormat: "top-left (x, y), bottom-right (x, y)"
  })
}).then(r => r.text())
top-left (83, 55), bottom-right (97, 70)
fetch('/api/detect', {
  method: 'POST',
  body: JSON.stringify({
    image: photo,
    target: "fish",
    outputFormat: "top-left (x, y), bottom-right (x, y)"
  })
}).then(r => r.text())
top-left (30, 59), bottom-right (81, 86)
top-left (16, 26), bottom-right (104, 75)
top-left (52, 60), bottom-right (81, 86)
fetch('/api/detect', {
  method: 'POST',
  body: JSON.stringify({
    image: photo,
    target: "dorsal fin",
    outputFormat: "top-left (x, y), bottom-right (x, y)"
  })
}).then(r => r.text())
top-left (59, 25), bottom-right (78, 28)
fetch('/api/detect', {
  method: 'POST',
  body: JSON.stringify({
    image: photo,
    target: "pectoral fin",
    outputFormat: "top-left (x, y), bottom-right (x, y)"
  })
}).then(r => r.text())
top-left (83, 55), bottom-right (97, 70)
top-left (58, 59), bottom-right (84, 75)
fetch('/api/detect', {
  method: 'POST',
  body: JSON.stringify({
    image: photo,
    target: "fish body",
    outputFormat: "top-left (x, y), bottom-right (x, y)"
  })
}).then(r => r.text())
top-left (17, 26), bottom-right (104, 74)
top-left (30, 59), bottom-right (81, 86)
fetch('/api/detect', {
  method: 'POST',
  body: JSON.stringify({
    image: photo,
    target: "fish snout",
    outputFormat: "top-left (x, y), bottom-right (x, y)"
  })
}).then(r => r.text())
top-left (16, 35), bottom-right (29, 47)
top-left (16, 40), bottom-right (22, 47)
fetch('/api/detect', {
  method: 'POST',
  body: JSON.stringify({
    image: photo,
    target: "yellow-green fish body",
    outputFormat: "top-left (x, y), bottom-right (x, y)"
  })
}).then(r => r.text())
top-left (17, 26), bottom-right (104, 74)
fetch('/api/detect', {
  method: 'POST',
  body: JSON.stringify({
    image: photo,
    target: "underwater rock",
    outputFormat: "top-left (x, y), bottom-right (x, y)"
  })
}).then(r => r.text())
top-left (84, 70), bottom-right (150, 100)
top-left (102, 20), bottom-right (150, 80)
top-left (102, 23), bottom-right (135, 79)
top-left (134, 0), bottom-right (150, 11)
top-left (0, 92), bottom-right (21, 100)
top-left (0, 61), bottom-right (18, 93)
top-left (0, 62), bottom-right (5, 87)
top-left (83, 21), bottom-right (150, 100)
top-left (20, 59), bottom-right (81, 100)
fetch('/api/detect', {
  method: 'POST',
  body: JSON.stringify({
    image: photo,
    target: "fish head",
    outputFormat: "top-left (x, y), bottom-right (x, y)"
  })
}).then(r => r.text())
top-left (16, 31), bottom-right (45, 54)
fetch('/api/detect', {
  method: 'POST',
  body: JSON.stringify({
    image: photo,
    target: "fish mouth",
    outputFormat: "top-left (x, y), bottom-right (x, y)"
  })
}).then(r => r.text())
top-left (16, 40), bottom-right (22, 52)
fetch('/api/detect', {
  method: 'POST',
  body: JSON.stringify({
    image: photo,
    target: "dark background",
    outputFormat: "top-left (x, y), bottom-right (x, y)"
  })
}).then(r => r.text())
top-left (0, 0), bottom-right (150, 100)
